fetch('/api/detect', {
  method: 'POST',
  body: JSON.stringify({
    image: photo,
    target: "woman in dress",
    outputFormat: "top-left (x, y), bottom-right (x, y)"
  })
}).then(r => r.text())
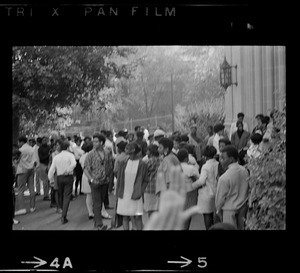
top-left (116, 142), bottom-right (149, 230)
top-left (144, 144), bottom-right (161, 218)
top-left (80, 142), bottom-right (94, 220)
top-left (191, 145), bottom-right (219, 230)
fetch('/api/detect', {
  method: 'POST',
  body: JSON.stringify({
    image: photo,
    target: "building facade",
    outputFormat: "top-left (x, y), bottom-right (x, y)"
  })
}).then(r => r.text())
top-left (223, 46), bottom-right (286, 132)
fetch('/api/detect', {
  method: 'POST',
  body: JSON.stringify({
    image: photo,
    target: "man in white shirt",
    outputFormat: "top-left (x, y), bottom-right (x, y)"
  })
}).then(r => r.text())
top-left (212, 123), bottom-right (225, 155)
top-left (215, 145), bottom-right (249, 230)
top-left (229, 112), bottom-right (249, 140)
top-left (48, 140), bottom-right (76, 224)
top-left (15, 136), bottom-right (36, 216)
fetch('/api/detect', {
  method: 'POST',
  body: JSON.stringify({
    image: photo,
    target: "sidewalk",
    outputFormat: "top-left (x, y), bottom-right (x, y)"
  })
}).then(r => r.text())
top-left (13, 192), bottom-right (205, 230)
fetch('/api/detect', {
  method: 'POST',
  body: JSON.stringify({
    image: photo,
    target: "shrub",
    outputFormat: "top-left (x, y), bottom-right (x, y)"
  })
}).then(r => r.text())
top-left (245, 107), bottom-right (286, 230)
top-left (175, 97), bottom-right (225, 141)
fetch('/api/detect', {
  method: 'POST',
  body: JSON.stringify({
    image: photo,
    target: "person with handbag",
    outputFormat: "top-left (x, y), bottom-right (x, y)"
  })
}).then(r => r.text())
top-left (83, 133), bottom-right (114, 230)
top-left (115, 142), bottom-right (149, 230)
top-left (191, 145), bottom-right (219, 230)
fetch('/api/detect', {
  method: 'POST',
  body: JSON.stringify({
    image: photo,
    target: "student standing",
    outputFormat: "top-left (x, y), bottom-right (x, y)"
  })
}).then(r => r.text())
top-left (83, 133), bottom-right (114, 230)
top-left (80, 142), bottom-right (94, 220)
top-left (48, 140), bottom-right (76, 224)
top-left (177, 149), bottom-right (200, 230)
top-left (38, 136), bottom-right (51, 201)
top-left (15, 136), bottom-right (36, 216)
top-left (215, 145), bottom-right (249, 230)
top-left (116, 142), bottom-right (149, 230)
top-left (144, 144), bottom-right (161, 218)
top-left (192, 146), bottom-right (219, 230)
top-left (229, 112), bottom-right (249, 140)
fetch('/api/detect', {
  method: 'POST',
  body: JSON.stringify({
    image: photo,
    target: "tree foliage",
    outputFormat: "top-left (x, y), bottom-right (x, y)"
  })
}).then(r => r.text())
top-left (12, 46), bottom-right (134, 137)
top-left (245, 106), bottom-right (286, 230)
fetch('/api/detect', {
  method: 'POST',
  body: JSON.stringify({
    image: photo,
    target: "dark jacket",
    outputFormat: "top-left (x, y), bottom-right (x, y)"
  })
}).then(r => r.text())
top-left (116, 158), bottom-right (149, 200)
top-left (38, 145), bottom-right (51, 165)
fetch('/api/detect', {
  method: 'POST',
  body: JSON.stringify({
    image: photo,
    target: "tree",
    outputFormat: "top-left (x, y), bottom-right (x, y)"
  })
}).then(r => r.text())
top-left (12, 46), bottom-right (133, 142)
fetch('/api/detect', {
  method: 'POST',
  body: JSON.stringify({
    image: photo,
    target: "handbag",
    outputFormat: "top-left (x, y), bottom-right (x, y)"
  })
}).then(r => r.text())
top-left (111, 198), bottom-right (123, 229)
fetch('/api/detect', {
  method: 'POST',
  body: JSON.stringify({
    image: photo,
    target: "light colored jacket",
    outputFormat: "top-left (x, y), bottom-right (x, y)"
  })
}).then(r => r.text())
top-left (215, 162), bottom-right (249, 212)
top-left (192, 158), bottom-right (219, 213)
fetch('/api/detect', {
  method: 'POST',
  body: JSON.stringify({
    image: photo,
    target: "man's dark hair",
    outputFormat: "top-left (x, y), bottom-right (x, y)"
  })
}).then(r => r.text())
top-left (134, 125), bottom-right (141, 132)
top-left (250, 133), bottom-right (263, 145)
top-left (180, 134), bottom-right (189, 142)
top-left (147, 144), bottom-right (159, 157)
top-left (82, 143), bottom-right (93, 153)
top-left (36, 137), bottom-right (42, 144)
top-left (158, 137), bottom-right (174, 151)
top-left (93, 133), bottom-right (106, 144)
top-left (136, 131), bottom-right (144, 138)
top-left (18, 135), bottom-right (28, 144)
top-left (203, 145), bottom-right (217, 159)
top-left (237, 112), bottom-right (245, 118)
top-left (177, 148), bottom-right (189, 162)
top-left (60, 140), bottom-right (70, 151)
top-left (219, 138), bottom-right (231, 146)
top-left (221, 145), bottom-right (239, 161)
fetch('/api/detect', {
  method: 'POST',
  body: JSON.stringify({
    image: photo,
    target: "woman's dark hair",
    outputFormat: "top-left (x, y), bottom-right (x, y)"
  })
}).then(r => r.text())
top-left (18, 135), bottom-right (28, 144)
top-left (177, 148), bottom-right (189, 162)
top-left (117, 141), bottom-right (127, 152)
top-left (255, 114), bottom-right (264, 120)
top-left (82, 143), bottom-right (93, 153)
top-left (147, 144), bottom-right (159, 157)
top-left (203, 145), bottom-right (217, 159)
top-left (250, 133), bottom-right (263, 145)
top-left (93, 133), bottom-right (106, 144)
top-left (220, 145), bottom-right (239, 161)
top-left (84, 136), bottom-right (91, 142)
top-left (158, 137), bottom-right (174, 152)
top-left (237, 112), bottom-right (245, 118)
top-left (126, 142), bottom-right (141, 155)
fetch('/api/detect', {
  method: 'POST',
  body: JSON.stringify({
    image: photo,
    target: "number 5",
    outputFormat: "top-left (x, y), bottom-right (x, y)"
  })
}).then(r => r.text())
top-left (198, 257), bottom-right (207, 268)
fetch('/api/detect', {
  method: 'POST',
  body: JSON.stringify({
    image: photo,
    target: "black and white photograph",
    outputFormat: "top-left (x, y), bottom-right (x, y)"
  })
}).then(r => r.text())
top-left (2, 1), bottom-right (290, 272)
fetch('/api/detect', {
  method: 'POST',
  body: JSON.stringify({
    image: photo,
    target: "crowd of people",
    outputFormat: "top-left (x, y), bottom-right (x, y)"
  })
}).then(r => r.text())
top-left (12, 111), bottom-right (274, 230)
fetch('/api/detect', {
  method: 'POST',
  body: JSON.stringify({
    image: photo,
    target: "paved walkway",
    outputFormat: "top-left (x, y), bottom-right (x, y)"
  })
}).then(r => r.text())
top-left (13, 191), bottom-right (206, 230)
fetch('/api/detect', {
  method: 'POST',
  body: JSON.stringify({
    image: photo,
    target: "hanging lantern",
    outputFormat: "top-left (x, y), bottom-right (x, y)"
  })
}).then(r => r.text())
top-left (220, 56), bottom-right (232, 90)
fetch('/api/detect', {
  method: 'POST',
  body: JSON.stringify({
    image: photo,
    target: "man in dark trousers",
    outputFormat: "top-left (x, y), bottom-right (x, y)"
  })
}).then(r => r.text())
top-left (48, 140), bottom-right (76, 224)
top-left (38, 136), bottom-right (51, 201)
top-left (84, 133), bottom-right (114, 230)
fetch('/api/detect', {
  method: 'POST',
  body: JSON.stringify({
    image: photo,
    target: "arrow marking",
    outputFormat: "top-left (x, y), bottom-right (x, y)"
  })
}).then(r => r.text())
top-left (21, 256), bottom-right (47, 268)
top-left (167, 256), bottom-right (192, 268)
